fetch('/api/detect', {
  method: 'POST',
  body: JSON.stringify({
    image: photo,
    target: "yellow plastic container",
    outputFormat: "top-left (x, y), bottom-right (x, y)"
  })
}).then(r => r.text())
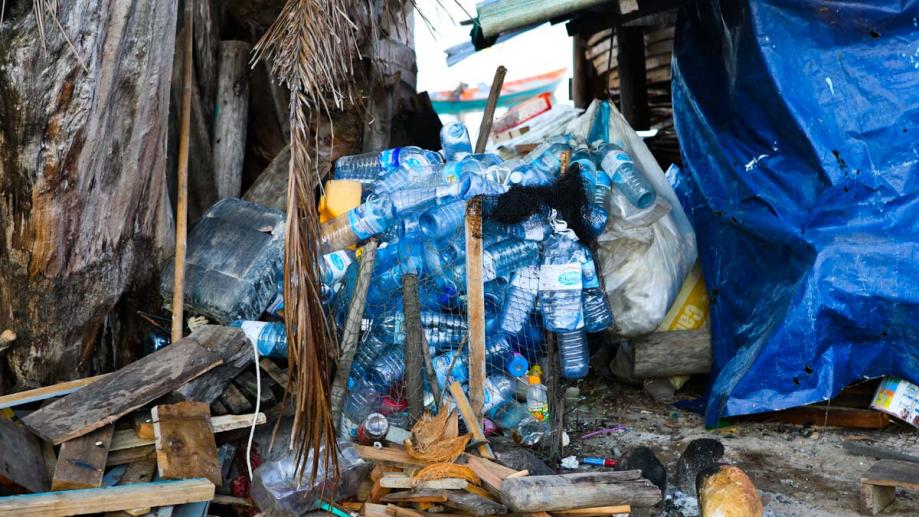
top-left (318, 180), bottom-right (362, 223)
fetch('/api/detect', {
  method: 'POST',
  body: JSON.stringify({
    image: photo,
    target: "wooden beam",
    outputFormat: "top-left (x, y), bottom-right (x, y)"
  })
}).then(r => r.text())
top-left (465, 197), bottom-right (486, 421)
top-left (22, 330), bottom-right (223, 444)
top-left (107, 459), bottom-right (158, 516)
top-left (380, 473), bottom-right (467, 490)
top-left (0, 416), bottom-right (50, 493)
top-left (403, 273), bottom-right (425, 421)
top-left (474, 66), bottom-right (507, 153)
top-left (218, 383), bottom-right (252, 415)
top-left (212, 41), bottom-right (252, 199)
top-left (259, 358), bottom-right (289, 389)
top-left (448, 382), bottom-right (495, 460)
top-left (843, 440), bottom-right (919, 464)
top-left (51, 425), bottom-right (114, 491)
top-left (617, 26), bottom-right (649, 130)
top-left (171, 326), bottom-right (251, 404)
top-left (0, 478), bottom-right (215, 516)
top-left (464, 455), bottom-right (513, 495)
top-left (152, 402), bottom-right (221, 486)
top-left (551, 505), bottom-right (631, 516)
top-left (106, 446), bottom-right (156, 467)
top-left (740, 406), bottom-right (890, 429)
top-left (386, 503), bottom-right (429, 517)
top-left (0, 375), bottom-right (107, 410)
top-left (630, 329), bottom-right (711, 378)
top-left (443, 489), bottom-right (507, 516)
top-left (500, 471), bottom-right (661, 512)
top-left (381, 489), bottom-right (449, 504)
top-left (354, 445), bottom-right (429, 467)
top-left (111, 412), bottom-right (266, 452)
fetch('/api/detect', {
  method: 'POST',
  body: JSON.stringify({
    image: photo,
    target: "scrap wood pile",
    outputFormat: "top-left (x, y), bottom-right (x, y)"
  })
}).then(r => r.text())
top-left (346, 405), bottom-right (662, 517)
top-left (0, 325), bottom-right (286, 516)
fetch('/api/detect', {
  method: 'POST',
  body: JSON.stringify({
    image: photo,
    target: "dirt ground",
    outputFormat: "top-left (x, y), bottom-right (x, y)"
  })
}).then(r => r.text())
top-left (562, 378), bottom-right (919, 517)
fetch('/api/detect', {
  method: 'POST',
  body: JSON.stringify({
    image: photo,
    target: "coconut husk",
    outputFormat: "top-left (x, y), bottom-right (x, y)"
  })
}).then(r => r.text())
top-left (412, 463), bottom-right (481, 486)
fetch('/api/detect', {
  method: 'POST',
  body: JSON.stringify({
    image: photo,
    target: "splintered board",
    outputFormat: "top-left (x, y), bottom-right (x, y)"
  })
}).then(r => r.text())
top-left (51, 425), bottom-right (114, 491)
top-left (0, 416), bottom-right (50, 493)
top-left (22, 333), bottom-right (223, 444)
top-left (152, 401), bottom-right (221, 486)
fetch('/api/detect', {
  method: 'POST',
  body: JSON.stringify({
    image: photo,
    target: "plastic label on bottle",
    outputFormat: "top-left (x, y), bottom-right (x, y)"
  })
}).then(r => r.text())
top-left (539, 263), bottom-right (582, 291)
top-left (238, 320), bottom-right (268, 345)
top-left (322, 250), bottom-right (353, 284)
top-left (581, 258), bottom-right (600, 289)
top-left (380, 148), bottom-right (401, 170)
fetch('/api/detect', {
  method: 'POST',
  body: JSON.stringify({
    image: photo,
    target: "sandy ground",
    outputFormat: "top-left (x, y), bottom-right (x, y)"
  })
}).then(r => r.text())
top-left (563, 378), bottom-right (919, 517)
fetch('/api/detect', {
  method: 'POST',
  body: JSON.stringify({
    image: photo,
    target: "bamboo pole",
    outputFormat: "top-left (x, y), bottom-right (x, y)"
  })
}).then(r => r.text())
top-left (171, 0), bottom-right (194, 343)
top-left (474, 66), bottom-right (507, 154)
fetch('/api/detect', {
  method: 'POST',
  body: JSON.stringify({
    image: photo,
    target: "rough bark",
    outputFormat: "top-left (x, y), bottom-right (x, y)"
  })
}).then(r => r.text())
top-left (0, 0), bottom-right (177, 388)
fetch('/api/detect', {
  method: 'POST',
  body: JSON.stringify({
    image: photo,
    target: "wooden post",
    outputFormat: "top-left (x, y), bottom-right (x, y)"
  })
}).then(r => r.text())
top-left (475, 66), bottom-right (507, 153)
top-left (330, 239), bottom-right (379, 423)
top-left (212, 41), bottom-right (252, 199)
top-left (572, 33), bottom-right (591, 108)
top-left (546, 332), bottom-right (564, 465)
top-left (465, 197), bottom-right (486, 421)
top-left (616, 26), bottom-right (649, 130)
top-left (172, 0), bottom-right (194, 342)
top-left (403, 273), bottom-right (424, 421)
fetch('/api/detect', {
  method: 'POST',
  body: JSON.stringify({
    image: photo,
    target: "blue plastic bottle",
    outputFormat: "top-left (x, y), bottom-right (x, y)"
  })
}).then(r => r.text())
top-left (489, 213), bottom-right (552, 242)
top-left (334, 146), bottom-right (442, 184)
top-left (483, 375), bottom-right (516, 416)
top-left (497, 266), bottom-right (539, 335)
top-left (348, 333), bottom-right (390, 389)
top-left (587, 101), bottom-right (611, 145)
top-left (419, 200), bottom-right (466, 240)
top-left (489, 400), bottom-right (530, 431)
top-left (486, 334), bottom-right (530, 377)
top-left (557, 330), bottom-right (589, 379)
top-left (580, 249), bottom-right (613, 332)
top-left (483, 239), bottom-right (539, 282)
top-left (371, 165), bottom-right (443, 196)
top-left (440, 122), bottom-right (473, 161)
top-left (538, 232), bottom-right (584, 331)
top-left (230, 320), bottom-right (288, 357)
top-left (388, 176), bottom-right (470, 215)
top-left (600, 147), bottom-right (656, 209)
top-left (432, 351), bottom-right (469, 388)
top-left (320, 195), bottom-right (394, 253)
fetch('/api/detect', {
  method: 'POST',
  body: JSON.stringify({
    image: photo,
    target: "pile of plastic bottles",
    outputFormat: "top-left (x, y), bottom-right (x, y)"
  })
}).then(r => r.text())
top-left (318, 108), bottom-right (657, 441)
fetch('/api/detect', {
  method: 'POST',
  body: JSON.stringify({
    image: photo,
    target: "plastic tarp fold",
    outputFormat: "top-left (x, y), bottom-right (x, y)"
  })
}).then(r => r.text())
top-left (671, 0), bottom-right (919, 426)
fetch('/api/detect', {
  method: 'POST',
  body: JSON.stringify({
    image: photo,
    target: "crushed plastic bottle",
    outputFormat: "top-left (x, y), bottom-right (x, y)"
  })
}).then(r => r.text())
top-left (489, 399), bottom-right (530, 432)
top-left (419, 200), bottom-right (467, 240)
top-left (497, 266), bottom-right (540, 335)
top-left (580, 250), bottom-right (613, 332)
top-left (334, 146), bottom-right (442, 184)
top-left (557, 329), bottom-right (589, 379)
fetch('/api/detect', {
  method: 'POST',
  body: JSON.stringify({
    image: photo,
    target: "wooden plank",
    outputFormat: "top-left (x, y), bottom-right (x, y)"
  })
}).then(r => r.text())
top-left (858, 482), bottom-right (896, 515)
top-left (218, 383), bottom-right (252, 415)
top-left (105, 459), bottom-right (158, 516)
top-left (741, 406), bottom-right (890, 429)
top-left (844, 440), bottom-right (919, 464)
top-left (381, 489), bottom-right (449, 504)
top-left (355, 445), bottom-right (430, 467)
top-left (106, 446), bottom-right (156, 467)
top-left (861, 459), bottom-right (919, 490)
top-left (212, 41), bottom-right (252, 200)
top-left (172, 326), bottom-right (251, 404)
top-left (0, 478), bottom-right (214, 516)
top-left (448, 382), bottom-right (495, 460)
top-left (464, 198), bottom-right (486, 421)
top-left (386, 504), bottom-right (428, 517)
top-left (259, 358), bottom-right (289, 389)
top-left (500, 472), bottom-right (661, 512)
top-left (153, 402), bottom-right (221, 486)
top-left (51, 425), bottom-right (114, 491)
top-left (443, 489), bottom-right (507, 516)
top-left (0, 416), bottom-right (50, 493)
top-left (551, 505), bottom-right (631, 516)
top-left (233, 370), bottom-right (275, 407)
top-left (380, 473), bottom-right (467, 490)
top-left (0, 375), bottom-right (107, 410)
top-left (464, 455), bottom-right (510, 495)
top-left (363, 502), bottom-right (389, 517)
top-left (212, 495), bottom-right (253, 507)
top-left (21, 331), bottom-right (223, 444)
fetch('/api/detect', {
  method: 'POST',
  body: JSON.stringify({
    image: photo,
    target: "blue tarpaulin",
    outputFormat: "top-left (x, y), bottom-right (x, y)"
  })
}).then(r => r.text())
top-left (671, 0), bottom-right (919, 426)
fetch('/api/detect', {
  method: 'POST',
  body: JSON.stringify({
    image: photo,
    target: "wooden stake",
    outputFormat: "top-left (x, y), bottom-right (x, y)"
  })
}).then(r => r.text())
top-left (474, 66), bottom-right (507, 153)
top-left (330, 239), bottom-right (379, 423)
top-left (403, 273), bottom-right (424, 421)
top-left (171, 0), bottom-right (195, 342)
top-left (448, 382), bottom-right (495, 460)
top-left (465, 197), bottom-right (486, 421)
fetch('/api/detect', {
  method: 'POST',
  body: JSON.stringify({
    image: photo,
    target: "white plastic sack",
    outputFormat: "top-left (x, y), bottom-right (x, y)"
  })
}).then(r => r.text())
top-left (569, 101), bottom-right (697, 336)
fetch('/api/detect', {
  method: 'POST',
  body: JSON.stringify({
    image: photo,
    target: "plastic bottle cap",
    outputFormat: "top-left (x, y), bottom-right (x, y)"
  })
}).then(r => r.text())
top-left (507, 354), bottom-right (529, 378)
top-left (527, 374), bottom-right (541, 385)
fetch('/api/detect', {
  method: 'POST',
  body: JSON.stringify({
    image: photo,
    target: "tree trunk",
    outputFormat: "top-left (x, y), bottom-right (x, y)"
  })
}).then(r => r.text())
top-left (0, 0), bottom-right (177, 389)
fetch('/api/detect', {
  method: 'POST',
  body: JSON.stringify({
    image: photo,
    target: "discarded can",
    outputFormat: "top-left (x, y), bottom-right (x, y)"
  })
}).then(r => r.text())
top-left (871, 377), bottom-right (919, 428)
top-left (357, 413), bottom-right (390, 444)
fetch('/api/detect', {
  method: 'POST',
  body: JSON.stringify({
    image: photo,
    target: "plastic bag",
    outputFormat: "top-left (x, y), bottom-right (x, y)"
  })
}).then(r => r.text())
top-left (251, 440), bottom-right (369, 515)
top-left (570, 101), bottom-right (697, 336)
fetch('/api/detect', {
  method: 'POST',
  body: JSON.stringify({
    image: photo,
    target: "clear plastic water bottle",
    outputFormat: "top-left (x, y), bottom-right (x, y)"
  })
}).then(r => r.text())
top-left (538, 232), bottom-right (584, 331)
top-left (600, 147), bottom-right (656, 209)
top-left (230, 320), bottom-right (287, 357)
top-left (419, 200), bottom-right (466, 240)
top-left (486, 334), bottom-right (529, 377)
top-left (320, 250), bottom-right (355, 286)
top-left (483, 374), bottom-right (516, 416)
top-left (342, 377), bottom-right (384, 424)
top-left (375, 311), bottom-right (467, 348)
top-left (489, 213), bottom-right (552, 241)
top-left (334, 146), bottom-right (442, 184)
top-left (371, 165), bottom-right (443, 196)
top-left (574, 158), bottom-right (601, 200)
top-left (320, 195), bottom-right (394, 253)
top-left (497, 266), bottom-right (539, 335)
top-left (483, 278), bottom-right (509, 319)
top-left (348, 333), bottom-right (390, 389)
top-left (557, 330), bottom-right (589, 379)
top-left (440, 122), bottom-right (473, 162)
top-left (587, 101), bottom-right (611, 146)
top-left (489, 400), bottom-right (530, 431)
top-left (524, 139), bottom-right (571, 178)
top-left (580, 251), bottom-right (613, 332)
top-left (367, 345), bottom-right (406, 387)
top-left (464, 173), bottom-right (508, 197)
top-left (592, 169), bottom-right (613, 207)
top-left (432, 351), bottom-right (469, 388)
top-left (506, 163), bottom-right (551, 187)
top-left (388, 177), bottom-right (470, 215)
top-left (484, 239), bottom-right (539, 282)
